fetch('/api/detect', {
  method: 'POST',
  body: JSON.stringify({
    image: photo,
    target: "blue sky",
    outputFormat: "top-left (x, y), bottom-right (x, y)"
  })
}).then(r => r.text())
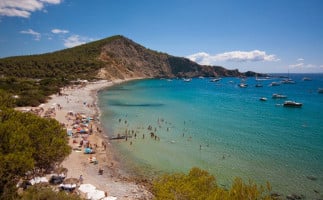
top-left (0, 0), bottom-right (322, 73)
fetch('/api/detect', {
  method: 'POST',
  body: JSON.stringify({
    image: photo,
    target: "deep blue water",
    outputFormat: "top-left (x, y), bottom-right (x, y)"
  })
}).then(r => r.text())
top-left (98, 74), bottom-right (323, 198)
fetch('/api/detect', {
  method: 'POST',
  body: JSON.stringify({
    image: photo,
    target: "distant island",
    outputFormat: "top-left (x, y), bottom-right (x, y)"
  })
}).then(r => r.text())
top-left (0, 35), bottom-right (261, 107)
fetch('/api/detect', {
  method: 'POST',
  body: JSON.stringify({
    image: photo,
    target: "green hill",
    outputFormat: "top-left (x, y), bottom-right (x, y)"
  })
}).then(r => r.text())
top-left (0, 35), bottom-right (245, 106)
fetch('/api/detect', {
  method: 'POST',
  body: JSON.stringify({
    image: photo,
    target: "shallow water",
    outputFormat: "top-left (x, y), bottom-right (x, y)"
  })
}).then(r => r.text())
top-left (99, 74), bottom-right (323, 198)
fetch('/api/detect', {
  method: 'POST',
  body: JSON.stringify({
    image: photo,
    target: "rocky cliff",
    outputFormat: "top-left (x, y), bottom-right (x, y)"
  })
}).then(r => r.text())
top-left (96, 36), bottom-right (242, 80)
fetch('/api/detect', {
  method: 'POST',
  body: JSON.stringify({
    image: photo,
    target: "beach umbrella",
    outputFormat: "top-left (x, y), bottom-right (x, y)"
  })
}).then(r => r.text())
top-left (63, 178), bottom-right (79, 184)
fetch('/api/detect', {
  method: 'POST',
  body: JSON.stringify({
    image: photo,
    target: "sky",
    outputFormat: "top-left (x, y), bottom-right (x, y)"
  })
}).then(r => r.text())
top-left (0, 0), bottom-right (323, 73)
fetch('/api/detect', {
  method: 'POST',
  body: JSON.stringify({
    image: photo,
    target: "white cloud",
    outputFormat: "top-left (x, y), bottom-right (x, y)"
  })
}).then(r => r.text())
top-left (0, 0), bottom-right (62, 18)
top-left (52, 28), bottom-right (69, 34)
top-left (63, 35), bottom-right (91, 48)
top-left (20, 29), bottom-right (41, 40)
top-left (187, 50), bottom-right (279, 65)
top-left (289, 62), bottom-right (321, 70)
top-left (289, 63), bottom-right (304, 68)
top-left (297, 58), bottom-right (304, 62)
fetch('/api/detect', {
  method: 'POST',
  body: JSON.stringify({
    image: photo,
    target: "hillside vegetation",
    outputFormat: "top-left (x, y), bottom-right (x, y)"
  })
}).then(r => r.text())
top-left (0, 35), bottom-right (246, 106)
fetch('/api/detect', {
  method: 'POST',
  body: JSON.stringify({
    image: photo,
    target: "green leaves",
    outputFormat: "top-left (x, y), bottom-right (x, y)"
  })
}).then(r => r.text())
top-left (152, 167), bottom-right (273, 200)
top-left (0, 109), bottom-right (71, 198)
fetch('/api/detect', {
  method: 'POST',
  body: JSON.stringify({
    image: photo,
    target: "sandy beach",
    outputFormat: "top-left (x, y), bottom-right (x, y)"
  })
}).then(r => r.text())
top-left (22, 78), bottom-right (152, 199)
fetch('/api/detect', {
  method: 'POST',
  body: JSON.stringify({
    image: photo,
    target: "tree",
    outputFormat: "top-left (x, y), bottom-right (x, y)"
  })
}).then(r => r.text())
top-left (152, 167), bottom-right (273, 200)
top-left (0, 108), bottom-right (71, 199)
top-left (0, 90), bottom-right (15, 108)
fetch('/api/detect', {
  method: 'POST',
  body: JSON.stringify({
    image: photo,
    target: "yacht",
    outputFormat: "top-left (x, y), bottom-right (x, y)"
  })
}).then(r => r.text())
top-left (283, 101), bottom-right (302, 108)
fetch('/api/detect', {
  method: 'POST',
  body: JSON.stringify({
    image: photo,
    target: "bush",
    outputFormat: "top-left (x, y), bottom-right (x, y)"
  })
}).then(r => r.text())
top-left (20, 186), bottom-right (82, 200)
top-left (152, 167), bottom-right (273, 200)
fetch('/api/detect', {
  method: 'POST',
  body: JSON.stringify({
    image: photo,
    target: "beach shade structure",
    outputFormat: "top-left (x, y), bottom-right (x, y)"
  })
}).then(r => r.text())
top-left (79, 183), bottom-right (96, 194)
top-left (59, 183), bottom-right (77, 192)
top-left (87, 189), bottom-right (106, 200)
top-left (63, 178), bottom-right (79, 184)
top-left (29, 177), bottom-right (48, 185)
top-left (102, 197), bottom-right (117, 200)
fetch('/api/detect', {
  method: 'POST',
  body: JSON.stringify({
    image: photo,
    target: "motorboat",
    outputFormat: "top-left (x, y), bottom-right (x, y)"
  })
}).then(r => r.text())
top-left (183, 78), bottom-right (192, 82)
top-left (281, 79), bottom-right (295, 84)
top-left (283, 101), bottom-right (302, 108)
top-left (270, 82), bottom-right (281, 86)
top-left (238, 83), bottom-right (248, 88)
top-left (302, 77), bottom-right (312, 81)
top-left (272, 94), bottom-right (287, 99)
top-left (210, 78), bottom-right (221, 82)
top-left (259, 97), bottom-right (267, 101)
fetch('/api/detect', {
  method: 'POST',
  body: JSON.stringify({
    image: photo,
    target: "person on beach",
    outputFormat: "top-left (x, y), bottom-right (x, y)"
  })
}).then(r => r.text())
top-left (98, 168), bottom-right (103, 175)
top-left (79, 175), bottom-right (83, 184)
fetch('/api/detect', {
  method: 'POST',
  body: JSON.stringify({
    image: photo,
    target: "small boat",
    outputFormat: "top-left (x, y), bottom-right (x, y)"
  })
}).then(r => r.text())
top-left (259, 97), bottom-right (267, 101)
top-left (283, 101), bottom-right (302, 108)
top-left (302, 77), bottom-right (312, 81)
top-left (270, 82), bottom-right (281, 86)
top-left (210, 78), bottom-right (221, 82)
top-left (281, 79), bottom-right (295, 84)
top-left (272, 93), bottom-right (287, 99)
top-left (183, 78), bottom-right (192, 82)
top-left (318, 88), bottom-right (323, 93)
top-left (255, 83), bottom-right (263, 87)
top-left (238, 83), bottom-right (248, 88)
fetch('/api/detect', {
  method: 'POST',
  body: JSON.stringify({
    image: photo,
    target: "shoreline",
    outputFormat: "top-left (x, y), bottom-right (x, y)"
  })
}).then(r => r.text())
top-left (18, 78), bottom-right (152, 199)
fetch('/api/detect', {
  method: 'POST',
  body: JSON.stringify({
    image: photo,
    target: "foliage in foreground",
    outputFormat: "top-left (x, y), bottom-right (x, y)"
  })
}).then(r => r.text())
top-left (0, 108), bottom-right (71, 199)
top-left (152, 167), bottom-right (273, 200)
top-left (20, 186), bottom-right (82, 200)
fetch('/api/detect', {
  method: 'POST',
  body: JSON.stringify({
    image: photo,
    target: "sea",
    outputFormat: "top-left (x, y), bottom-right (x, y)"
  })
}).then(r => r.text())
top-left (98, 73), bottom-right (323, 199)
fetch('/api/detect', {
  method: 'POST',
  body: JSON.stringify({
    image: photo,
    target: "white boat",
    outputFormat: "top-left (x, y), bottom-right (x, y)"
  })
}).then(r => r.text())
top-left (270, 82), bottom-right (280, 86)
top-left (302, 77), bottom-right (312, 81)
top-left (272, 93), bottom-right (287, 99)
top-left (210, 78), bottom-right (221, 82)
top-left (259, 97), bottom-right (267, 101)
top-left (238, 83), bottom-right (248, 88)
top-left (283, 101), bottom-right (302, 107)
top-left (281, 79), bottom-right (295, 84)
top-left (183, 78), bottom-right (192, 82)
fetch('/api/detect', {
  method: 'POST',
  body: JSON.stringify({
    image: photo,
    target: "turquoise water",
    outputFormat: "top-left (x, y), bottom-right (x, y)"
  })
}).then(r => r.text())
top-left (98, 74), bottom-right (323, 198)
